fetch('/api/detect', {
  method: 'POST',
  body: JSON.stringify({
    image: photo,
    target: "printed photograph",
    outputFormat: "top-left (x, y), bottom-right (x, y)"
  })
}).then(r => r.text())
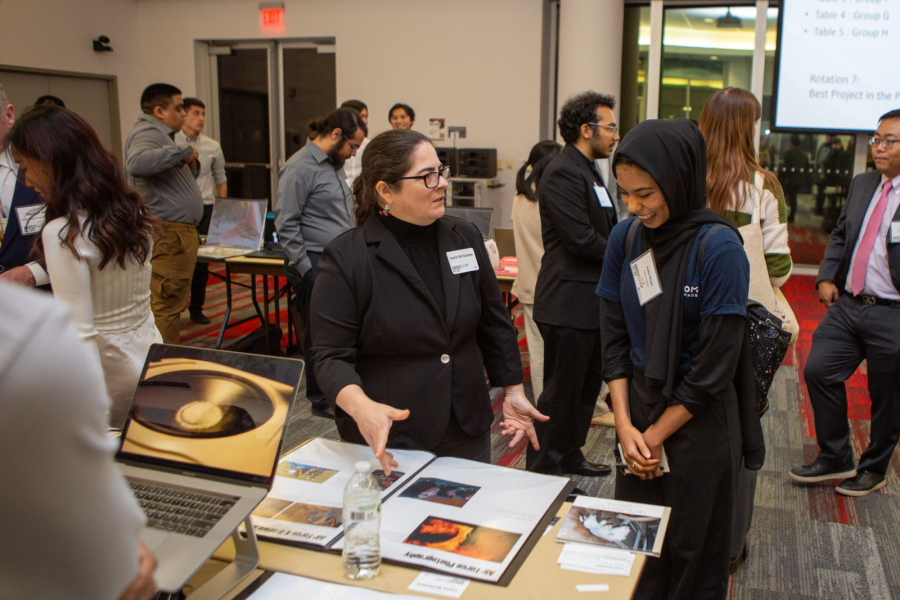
top-left (372, 469), bottom-right (405, 491)
top-left (403, 516), bottom-right (521, 563)
top-left (399, 477), bottom-right (481, 508)
top-left (557, 507), bottom-right (661, 554)
top-left (273, 502), bottom-right (343, 528)
top-left (252, 497), bottom-right (292, 518)
top-left (276, 460), bottom-right (339, 483)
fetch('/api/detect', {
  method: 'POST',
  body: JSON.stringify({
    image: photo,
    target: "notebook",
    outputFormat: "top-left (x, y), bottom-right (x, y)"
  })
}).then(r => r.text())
top-left (115, 343), bottom-right (302, 592)
top-left (196, 198), bottom-right (268, 260)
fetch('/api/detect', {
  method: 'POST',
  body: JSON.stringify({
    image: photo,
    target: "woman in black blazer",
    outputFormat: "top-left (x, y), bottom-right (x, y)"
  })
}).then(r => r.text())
top-left (310, 130), bottom-right (547, 473)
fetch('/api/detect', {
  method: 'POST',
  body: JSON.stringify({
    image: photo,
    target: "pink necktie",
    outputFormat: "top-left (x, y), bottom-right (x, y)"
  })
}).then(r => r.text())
top-left (851, 180), bottom-right (893, 296)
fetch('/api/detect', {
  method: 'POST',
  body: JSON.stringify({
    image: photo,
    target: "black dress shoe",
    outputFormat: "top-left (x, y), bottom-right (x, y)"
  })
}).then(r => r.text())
top-left (310, 404), bottom-right (336, 420)
top-left (836, 470), bottom-right (886, 497)
top-left (729, 544), bottom-right (748, 575)
top-left (189, 311), bottom-right (211, 325)
top-left (788, 458), bottom-right (856, 483)
top-left (562, 460), bottom-right (612, 477)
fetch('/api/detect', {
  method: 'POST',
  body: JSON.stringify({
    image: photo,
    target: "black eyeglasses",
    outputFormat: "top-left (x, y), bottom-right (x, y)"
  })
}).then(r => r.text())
top-left (396, 166), bottom-right (451, 189)
top-left (588, 122), bottom-right (619, 134)
top-left (869, 137), bottom-right (900, 150)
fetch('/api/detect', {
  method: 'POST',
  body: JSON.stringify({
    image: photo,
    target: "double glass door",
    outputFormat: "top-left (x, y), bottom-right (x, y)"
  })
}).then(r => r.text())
top-left (207, 41), bottom-right (336, 205)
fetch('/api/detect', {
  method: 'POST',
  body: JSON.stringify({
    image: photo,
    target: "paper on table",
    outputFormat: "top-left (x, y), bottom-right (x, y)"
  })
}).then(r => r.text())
top-left (558, 543), bottom-right (635, 577)
top-left (576, 583), bottom-right (610, 592)
top-left (408, 572), bottom-right (471, 598)
top-left (244, 572), bottom-right (421, 599)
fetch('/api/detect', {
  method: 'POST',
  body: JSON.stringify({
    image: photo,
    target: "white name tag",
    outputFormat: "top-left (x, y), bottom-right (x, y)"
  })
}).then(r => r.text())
top-left (630, 248), bottom-right (662, 306)
top-left (594, 184), bottom-right (613, 208)
top-left (891, 222), bottom-right (900, 243)
top-left (447, 247), bottom-right (479, 274)
top-left (16, 204), bottom-right (46, 236)
top-left (408, 572), bottom-right (471, 598)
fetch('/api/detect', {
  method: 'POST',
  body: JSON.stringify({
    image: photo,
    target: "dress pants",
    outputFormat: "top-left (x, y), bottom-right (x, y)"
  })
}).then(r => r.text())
top-left (526, 323), bottom-right (602, 474)
top-left (521, 304), bottom-right (545, 401)
top-left (188, 203), bottom-right (214, 314)
top-left (804, 294), bottom-right (900, 474)
top-left (285, 251), bottom-right (327, 410)
top-left (150, 221), bottom-right (199, 344)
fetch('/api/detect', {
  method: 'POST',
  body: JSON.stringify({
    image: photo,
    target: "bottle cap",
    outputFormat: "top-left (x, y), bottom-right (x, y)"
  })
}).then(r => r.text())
top-left (355, 461), bottom-right (373, 473)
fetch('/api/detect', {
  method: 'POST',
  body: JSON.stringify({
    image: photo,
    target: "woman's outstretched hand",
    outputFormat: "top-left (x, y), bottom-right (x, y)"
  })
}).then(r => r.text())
top-left (336, 384), bottom-right (409, 475)
top-left (499, 384), bottom-right (549, 450)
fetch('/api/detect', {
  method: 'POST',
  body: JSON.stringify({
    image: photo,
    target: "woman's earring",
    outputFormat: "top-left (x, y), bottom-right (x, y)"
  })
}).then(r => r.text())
top-left (379, 203), bottom-right (392, 216)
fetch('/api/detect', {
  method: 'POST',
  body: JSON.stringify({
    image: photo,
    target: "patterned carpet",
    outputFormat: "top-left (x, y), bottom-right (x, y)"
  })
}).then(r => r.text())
top-left (181, 270), bottom-right (899, 599)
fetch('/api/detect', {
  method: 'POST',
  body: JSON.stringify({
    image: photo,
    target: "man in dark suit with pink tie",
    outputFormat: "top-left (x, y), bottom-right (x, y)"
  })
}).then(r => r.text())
top-left (790, 109), bottom-right (900, 497)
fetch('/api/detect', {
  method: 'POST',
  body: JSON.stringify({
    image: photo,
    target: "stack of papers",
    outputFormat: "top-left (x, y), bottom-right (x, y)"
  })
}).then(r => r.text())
top-left (557, 542), bottom-right (635, 577)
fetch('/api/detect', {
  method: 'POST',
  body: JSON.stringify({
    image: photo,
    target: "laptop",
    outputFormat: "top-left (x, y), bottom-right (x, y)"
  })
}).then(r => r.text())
top-left (196, 198), bottom-right (268, 260)
top-left (444, 205), bottom-right (494, 240)
top-left (115, 344), bottom-right (302, 591)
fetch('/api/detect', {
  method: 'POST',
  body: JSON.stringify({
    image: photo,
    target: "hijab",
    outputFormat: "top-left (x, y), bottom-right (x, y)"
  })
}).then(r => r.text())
top-left (613, 119), bottom-right (740, 400)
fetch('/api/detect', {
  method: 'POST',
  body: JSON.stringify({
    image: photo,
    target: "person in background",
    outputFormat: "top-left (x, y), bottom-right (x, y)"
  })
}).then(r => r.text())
top-left (511, 139), bottom-right (561, 403)
top-left (790, 110), bottom-right (900, 498)
top-left (0, 83), bottom-right (48, 287)
top-left (389, 103), bottom-right (415, 130)
top-left (125, 83), bottom-right (203, 344)
top-left (310, 129), bottom-right (546, 471)
top-left (177, 97), bottom-right (227, 326)
top-left (699, 87), bottom-right (792, 573)
top-left (275, 108), bottom-right (366, 420)
top-left (780, 134), bottom-right (809, 223)
top-left (0, 281), bottom-right (156, 599)
top-left (8, 105), bottom-right (160, 429)
top-left (340, 99), bottom-right (370, 190)
top-left (34, 94), bottom-right (65, 108)
top-left (598, 119), bottom-right (756, 599)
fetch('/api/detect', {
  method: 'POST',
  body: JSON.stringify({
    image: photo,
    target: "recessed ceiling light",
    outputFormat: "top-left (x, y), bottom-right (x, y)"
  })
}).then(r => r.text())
top-left (704, 18), bottom-right (714, 23)
top-left (710, 55), bottom-right (719, 60)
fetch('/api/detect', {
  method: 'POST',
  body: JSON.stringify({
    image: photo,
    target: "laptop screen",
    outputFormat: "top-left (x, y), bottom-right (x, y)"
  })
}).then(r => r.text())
top-left (117, 344), bottom-right (302, 486)
top-left (206, 198), bottom-right (268, 250)
top-left (444, 206), bottom-right (494, 239)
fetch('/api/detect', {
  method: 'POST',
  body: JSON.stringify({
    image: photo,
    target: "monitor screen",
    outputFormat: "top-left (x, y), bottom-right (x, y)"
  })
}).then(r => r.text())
top-left (444, 206), bottom-right (494, 239)
top-left (117, 345), bottom-right (302, 485)
top-left (206, 198), bottom-right (268, 250)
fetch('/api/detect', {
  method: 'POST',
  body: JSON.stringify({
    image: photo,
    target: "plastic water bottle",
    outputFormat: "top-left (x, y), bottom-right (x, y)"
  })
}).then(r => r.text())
top-left (342, 461), bottom-right (382, 579)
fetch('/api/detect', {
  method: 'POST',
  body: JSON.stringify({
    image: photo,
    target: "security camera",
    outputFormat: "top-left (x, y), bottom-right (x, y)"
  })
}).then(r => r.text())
top-left (93, 36), bottom-right (113, 52)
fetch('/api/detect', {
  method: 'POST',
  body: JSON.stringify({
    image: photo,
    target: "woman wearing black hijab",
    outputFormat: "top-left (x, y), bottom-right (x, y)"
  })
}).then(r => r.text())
top-left (596, 119), bottom-right (755, 599)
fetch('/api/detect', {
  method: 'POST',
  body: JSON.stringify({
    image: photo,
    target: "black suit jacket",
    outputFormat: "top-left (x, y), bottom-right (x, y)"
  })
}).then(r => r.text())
top-left (533, 144), bottom-right (618, 328)
top-left (818, 171), bottom-right (900, 293)
top-left (310, 214), bottom-right (523, 450)
top-left (0, 178), bottom-right (42, 275)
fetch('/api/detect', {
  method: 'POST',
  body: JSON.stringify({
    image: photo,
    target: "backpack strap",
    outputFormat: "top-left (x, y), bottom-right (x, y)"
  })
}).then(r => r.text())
top-left (696, 224), bottom-right (731, 271)
top-left (624, 217), bottom-right (641, 255)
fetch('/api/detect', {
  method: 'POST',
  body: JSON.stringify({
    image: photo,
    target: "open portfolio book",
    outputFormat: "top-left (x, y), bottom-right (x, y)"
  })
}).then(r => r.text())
top-left (250, 438), bottom-right (573, 585)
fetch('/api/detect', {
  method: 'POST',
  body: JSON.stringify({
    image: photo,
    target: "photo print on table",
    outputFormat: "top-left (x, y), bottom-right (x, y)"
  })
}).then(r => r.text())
top-left (252, 497), bottom-right (293, 518)
top-left (276, 460), bottom-right (339, 483)
top-left (273, 502), bottom-right (343, 528)
top-left (403, 516), bottom-right (521, 563)
top-left (557, 507), bottom-right (661, 554)
top-left (399, 477), bottom-right (481, 508)
top-left (372, 469), bottom-right (405, 491)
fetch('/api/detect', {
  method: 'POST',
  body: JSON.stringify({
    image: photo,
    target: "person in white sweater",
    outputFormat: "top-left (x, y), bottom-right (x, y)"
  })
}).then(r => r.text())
top-left (0, 281), bottom-right (157, 599)
top-left (7, 105), bottom-right (160, 428)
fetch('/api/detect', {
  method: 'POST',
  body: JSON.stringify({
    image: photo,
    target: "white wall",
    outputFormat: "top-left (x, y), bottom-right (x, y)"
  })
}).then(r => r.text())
top-left (1, 0), bottom-right (545, 225)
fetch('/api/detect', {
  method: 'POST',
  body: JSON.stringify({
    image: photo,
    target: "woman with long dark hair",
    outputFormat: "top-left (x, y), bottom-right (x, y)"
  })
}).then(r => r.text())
top-left (310, 129), bottom-right (547, 471)
top-left (597, 119), bottom-right (759, 599)
top-left (511, 140), bottom-right (561, 401)
top-left (8, 105), bottom-right (159, 428)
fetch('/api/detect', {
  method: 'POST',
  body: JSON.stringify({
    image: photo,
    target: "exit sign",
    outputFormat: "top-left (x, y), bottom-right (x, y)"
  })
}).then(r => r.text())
top-left (259, 3), bottom-right (285, 32)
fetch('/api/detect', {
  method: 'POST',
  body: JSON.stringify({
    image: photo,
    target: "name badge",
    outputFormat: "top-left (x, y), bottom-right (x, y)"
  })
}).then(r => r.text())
top-left (16, 204), bottom-right (46, 236)
top-left (594, 184), bottom-right (613, 208)
top-left (447, 248), bottom-right (479, 274)
top-left (630, 248), bottom-right (662, 306)
top-left (891, 222), bottom-right (900, 244)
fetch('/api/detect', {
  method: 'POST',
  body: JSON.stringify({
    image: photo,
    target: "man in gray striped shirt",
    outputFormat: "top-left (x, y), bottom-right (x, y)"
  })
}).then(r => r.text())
top-left (275, 107), bottom-right (366, 417)
top-left (125, 83), bottom-right (203, 343)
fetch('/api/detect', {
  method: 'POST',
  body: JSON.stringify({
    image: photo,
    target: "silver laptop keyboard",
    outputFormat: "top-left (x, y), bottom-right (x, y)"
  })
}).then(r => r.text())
top-left (129, 480), bottom-right (239, 538)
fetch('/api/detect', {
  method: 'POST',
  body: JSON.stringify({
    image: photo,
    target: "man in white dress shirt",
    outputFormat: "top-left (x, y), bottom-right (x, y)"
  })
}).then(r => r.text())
top-left (177, 97), bottom-right (228, 325)
top-left (0, 83), bottom-right (49, 287)
top-left (340, 99), bottom-right (370, 190)
top-left (791, 110), bottom-right (900, 496)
